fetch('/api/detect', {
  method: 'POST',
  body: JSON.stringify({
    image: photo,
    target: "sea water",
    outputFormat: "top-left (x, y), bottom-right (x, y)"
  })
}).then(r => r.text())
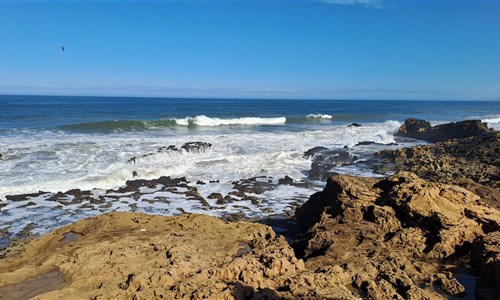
top-left (0, 96), bottom-right (499, 241)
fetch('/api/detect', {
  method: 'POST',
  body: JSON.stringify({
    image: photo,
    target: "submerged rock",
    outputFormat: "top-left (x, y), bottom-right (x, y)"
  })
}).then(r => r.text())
top-left (307, 148), bottom-right (352, 180)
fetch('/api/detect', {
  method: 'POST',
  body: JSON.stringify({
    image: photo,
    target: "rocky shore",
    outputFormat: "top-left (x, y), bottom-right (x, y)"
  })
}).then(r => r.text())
top-left (0, 118), bottom-right (499, 299)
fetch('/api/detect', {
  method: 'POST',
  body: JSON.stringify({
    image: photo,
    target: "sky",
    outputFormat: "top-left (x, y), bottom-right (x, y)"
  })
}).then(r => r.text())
top-left (0, 0), bottom-right (499, 100)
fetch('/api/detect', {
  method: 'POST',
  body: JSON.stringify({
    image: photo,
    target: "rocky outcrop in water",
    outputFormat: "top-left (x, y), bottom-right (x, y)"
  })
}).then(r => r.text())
top-left (397, 118), bottom-right (493, 142)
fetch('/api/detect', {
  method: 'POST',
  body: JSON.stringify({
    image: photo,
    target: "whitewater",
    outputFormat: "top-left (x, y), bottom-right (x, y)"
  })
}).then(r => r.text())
top-left (0, 96), bottom-right (499, 243)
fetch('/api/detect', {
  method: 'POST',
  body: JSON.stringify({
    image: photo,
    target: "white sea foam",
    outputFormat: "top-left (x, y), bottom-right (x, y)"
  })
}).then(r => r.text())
top-left (0, 120), bottom-right (427, 240)
top-left (0, 120), bottom-right (406, 200)
top-left (306, 114), bottom-right (333, 119)
top-left (174, 115), bottom-right (287, 127)
top-left (482, 116), bottom-right (500, 130)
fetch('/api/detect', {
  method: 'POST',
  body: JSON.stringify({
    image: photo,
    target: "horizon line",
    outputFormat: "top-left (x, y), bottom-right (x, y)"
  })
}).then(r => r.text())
top-left (1, 93), bottom-right (499, 102)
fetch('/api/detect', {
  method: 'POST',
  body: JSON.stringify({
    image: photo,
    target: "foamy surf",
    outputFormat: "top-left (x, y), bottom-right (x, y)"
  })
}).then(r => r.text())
top-left (173, 115), bottom-right (287, 127)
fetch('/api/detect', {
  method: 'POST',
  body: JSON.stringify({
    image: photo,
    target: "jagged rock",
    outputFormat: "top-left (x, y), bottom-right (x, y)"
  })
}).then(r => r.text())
top-left (181, 141), bottom-right (212, 153)
top-left (374, 132), bottom-right (500, 207)
top-left (232, 177), bottom-right (275, 194)
top-left (295, 172), bottom-right (500, 299)
top-left (398, 118), bottom-right (493, 142)
top-left (5, 191), bottom-right (46, 202)
top-left (278, 176), bottom-right (294, 185)
top-left (303, 146), bottom-right (327, 158)
top-left (308, 149), bottom-right (352, 180)
top-left (472, 231), bottom-right (500, 299)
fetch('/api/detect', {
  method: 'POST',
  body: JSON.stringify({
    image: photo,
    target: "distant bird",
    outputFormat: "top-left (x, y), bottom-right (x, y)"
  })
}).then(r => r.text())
top-left (61, 45), bottom-right (65, 52)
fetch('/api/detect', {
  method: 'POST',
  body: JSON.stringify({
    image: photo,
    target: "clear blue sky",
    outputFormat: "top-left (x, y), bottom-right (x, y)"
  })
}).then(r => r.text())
top-left (0, 0), bottom-right (499, 100)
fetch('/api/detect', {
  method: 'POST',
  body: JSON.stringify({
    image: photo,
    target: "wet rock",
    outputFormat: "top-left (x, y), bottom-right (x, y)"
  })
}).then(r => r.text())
top-left (181, 141), bottom-right (212, 153)
top-left (398, 118), bottom-right (493, 142)
top-left (232, 177), bottom-right (275, 194)
top-left (5, 191), bottom-right (45, 202)
top-left (355, 141), bottom-right (376, 146)
top-left (278, 176), bottom-right (294, 185)
top-left (308, 149), bottom-right (352, 181)
top-left (158, 145), bottom-right (180, 152)
top-left (348, 123), bottom-right (362, 127)
top-left (303, 146), bottom-right (327, 159)
top-left (207, 193), bottom-right (223, 202)
top-left (196, 180), bottom-right (206, 185)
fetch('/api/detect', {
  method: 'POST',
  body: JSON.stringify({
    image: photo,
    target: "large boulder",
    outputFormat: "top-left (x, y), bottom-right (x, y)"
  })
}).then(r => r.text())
top-left (295, 172), bottom-right (500, 299)
top-left (398, 118), bottom-right (492, 142)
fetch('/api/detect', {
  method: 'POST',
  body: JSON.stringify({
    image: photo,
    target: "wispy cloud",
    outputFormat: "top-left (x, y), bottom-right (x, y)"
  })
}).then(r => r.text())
top-left (320, 0), bottom-right (384, 9)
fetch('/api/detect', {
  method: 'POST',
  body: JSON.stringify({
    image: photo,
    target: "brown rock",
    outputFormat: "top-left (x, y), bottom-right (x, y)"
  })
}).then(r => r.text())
top-left (0, 213), bottom-right (307, 299)
top-left (398, 118), bottom-right (493, 142)
top-left (294, 172), bottom-right (500, 299)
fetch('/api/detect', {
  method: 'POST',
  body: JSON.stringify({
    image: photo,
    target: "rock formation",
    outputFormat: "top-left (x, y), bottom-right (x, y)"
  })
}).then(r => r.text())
top-left (397, 118), bottom-right (492, 142)
top-left (295, 172), bottom-right (500, 299)
top-left (2, 171), bottom-right (499, 299)
top-left (374, 131), bottom-right (500, 208)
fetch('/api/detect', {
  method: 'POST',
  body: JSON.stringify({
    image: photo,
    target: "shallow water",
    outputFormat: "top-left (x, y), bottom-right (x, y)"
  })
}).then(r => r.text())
top-left (0, 270), bottom-right (65, 300)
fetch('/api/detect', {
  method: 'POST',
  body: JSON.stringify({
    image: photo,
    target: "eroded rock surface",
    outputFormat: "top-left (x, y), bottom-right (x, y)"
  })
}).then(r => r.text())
top-left (374, 132), bottom-right (500, 207)
top-left (397, 118), bottom-right (493, 142)
top-left (295, 172), bottom-right (500, 299)
top-left (0, 213), bottom-right (308, 299)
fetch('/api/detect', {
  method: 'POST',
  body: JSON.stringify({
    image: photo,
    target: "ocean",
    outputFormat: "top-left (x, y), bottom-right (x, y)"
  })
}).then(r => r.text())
top-left (0, 95), bottom-right (499, 244)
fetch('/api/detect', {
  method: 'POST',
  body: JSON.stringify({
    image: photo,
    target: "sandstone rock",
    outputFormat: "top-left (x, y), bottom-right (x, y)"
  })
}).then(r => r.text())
top-left (472, 231), bottom-right (500, 299)
top-left (398, 118), bottom-right (492, 142)
top-left (374, 132), bottom-right (500, 206)
top-left (294, 172), bottom-right (500, 299)
top-left (0, 213), bottom-right (306, 299)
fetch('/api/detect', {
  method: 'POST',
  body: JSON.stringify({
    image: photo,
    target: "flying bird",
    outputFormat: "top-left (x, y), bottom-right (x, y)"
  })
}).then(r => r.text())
top-left (61, 45), bottom-right (65, 52)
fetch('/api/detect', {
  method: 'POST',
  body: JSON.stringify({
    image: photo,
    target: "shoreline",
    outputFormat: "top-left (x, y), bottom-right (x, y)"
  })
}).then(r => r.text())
top-left (0, 118), bottom-right (499, 299)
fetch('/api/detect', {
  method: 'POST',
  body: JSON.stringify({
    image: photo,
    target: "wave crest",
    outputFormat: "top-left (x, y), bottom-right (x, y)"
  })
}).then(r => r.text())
top-left (306, 114), bottom-right (333, 119)
top-left (174, 115), bottom-right (287, 127)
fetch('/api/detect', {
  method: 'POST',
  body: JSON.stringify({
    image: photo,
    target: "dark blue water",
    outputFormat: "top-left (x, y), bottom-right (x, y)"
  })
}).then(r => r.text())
top-left (1, 95), bottom-right (498, 133)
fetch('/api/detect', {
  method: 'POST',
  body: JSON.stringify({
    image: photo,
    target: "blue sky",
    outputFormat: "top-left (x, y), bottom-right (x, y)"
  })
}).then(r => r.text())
top-left (0, 0), bottom-right (499, 100)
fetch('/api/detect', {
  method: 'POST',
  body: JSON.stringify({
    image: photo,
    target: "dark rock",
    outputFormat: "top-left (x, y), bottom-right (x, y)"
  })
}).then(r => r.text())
top-left (181, 141), bottom-right (212, 153)
top-left (158, 145), bottom-right (180, 152)
top-left (5, 191), bottom-right (45, 202)
top-left (354, 141), bottom-right (376, 146)
top-left (308, 149), bottom-right (352, 181)
top-left (348, 123), bottom-right (362, 127)
top-left (303, 146), bottom-right (327, 159)
top-left (196, 181), bottom-right (206, 185)
top-left (398, 118), bottom-right (493, 142)
top-left (207, 193), bottom-right (223, 201)
top-left (132, 171), bottom-right (138, 177)
top-left (472, 231), bottom-right (500, 299)
top-left (278, 176), bottom-right (294, 185)
top-left (232, 178), bottom-right (275, 194)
